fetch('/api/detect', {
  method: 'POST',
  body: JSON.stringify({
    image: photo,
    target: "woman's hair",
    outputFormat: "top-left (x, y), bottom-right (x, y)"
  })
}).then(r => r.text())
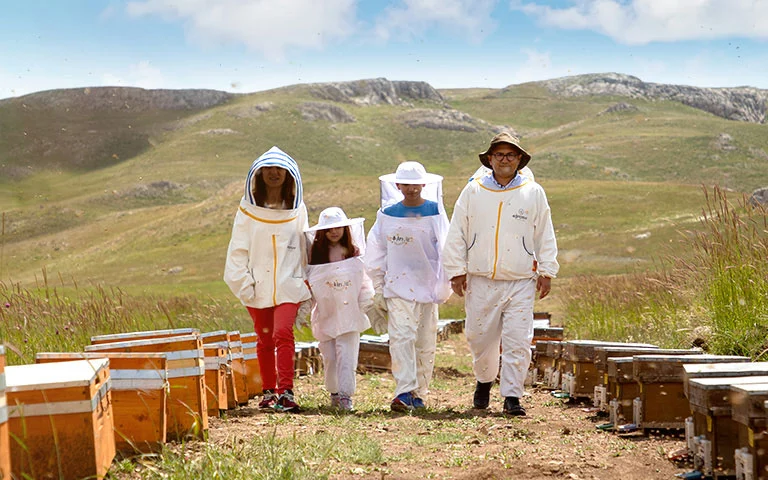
top-left (252, 168), bottom-right (296, 208)
top-left (309, 226), bottom-right (360, 265)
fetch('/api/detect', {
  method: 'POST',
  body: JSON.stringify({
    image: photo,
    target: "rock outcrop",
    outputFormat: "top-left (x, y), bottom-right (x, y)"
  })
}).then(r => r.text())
top-left (539, 73), bottom-right (767, 123)
top-left (299, 102), bottom-right (355, 123)
top-left (308, 78), bottom-right (444, 106)
top-left (399, 108), bottom-right (518, 135)
top-left (750, 187), bottom-right (768, 207)
top-left (1, 87), bottom-right (234, 113)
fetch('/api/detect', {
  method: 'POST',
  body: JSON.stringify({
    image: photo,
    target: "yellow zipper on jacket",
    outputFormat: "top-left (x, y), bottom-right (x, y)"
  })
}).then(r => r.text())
top-left (272, 234), bottom-right (278, 305)
top-left (239, 206), bottom-right (297, 224)
top-left (492, 201), bottom-right (502, 279)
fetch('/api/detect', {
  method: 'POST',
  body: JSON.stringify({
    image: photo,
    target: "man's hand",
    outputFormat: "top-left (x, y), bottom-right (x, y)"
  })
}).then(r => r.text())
top-left (536, 276), bottom-right (552, 299)
top-left (450, 275), bottom-right (467, 297)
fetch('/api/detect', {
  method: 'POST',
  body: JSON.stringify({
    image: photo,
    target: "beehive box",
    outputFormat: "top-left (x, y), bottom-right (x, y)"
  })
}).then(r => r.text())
top-left (358, 334), bottom-right (391, 373)
top-left (5, 358), bottom-right (116, 480)
top-left (228, 331), bottom-right (250, 405)
top-left (606, 357), bottom-right (639, 426)
top-left (91, 328), bottom-right (199, 345)
top-left (633, 354), bottom-right (749, 430)
top-left (593, 347), bottom-right (696, 410)
top-left (202, 346), bottom-right (228, 417)
top-left (545, 341), bottom-right (564, 389)
top-left (687, 375), bottom-right (768, 478)
top-left (35, 352), bottom-right (169, 454)
top-left (85, 334), bottom-right (207, 441)
top-left (730, 383), bottom-right (768, 480)
top-left (532, 341), bottom-right (559, 385)
top-left (240, 333), bottom-right (262, 399)
top-left (294, 341), bottom-right (321, 376)
top-left (200, 331), bottom-right (240, 409)
top-left (684, 362), bottom-right (768, 397)
top-left (561, 341), bottom-right (657, 398)
top-left (0, 346), bottom-right (9, 480)
top-left (532, 327), bottom-right (564, 344)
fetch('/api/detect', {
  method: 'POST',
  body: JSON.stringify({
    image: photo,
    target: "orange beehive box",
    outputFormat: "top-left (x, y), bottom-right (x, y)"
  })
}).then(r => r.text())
top-left (201, 331), bottom-right (240, 409)
top-left (202, 345), bottom-right (228, 417)
top-left (90, 328), bottom-right (199, 345)
top-left (730, 383), bottom-right (768, 480)
top-left (240, 333), bottom-right (262, 399)
top-left (0, 346), bottom-right (10, 480)
top-left (228, 331), bottom-right (249, 405)
top-left (85, 334), bottom-right (207, 441)
top-left (35, 352), bottom-right (169, 454)
top-left (5, 358), bottom-right (115, 480)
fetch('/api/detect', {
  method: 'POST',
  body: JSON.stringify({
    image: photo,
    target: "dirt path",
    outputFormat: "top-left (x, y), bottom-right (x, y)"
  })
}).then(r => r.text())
top-left (198, 334), bottom-right (690, 479)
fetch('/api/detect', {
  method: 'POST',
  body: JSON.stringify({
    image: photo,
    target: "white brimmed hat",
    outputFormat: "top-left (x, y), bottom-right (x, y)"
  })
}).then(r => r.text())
top-left (378, 161), bottom-right (443, 184)
top-left (305, 207), bottom-right (364, 232)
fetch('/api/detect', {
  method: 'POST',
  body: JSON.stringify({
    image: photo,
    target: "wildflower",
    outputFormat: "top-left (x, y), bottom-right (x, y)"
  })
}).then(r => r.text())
top-left (3, 303), bottom-right (9, 308)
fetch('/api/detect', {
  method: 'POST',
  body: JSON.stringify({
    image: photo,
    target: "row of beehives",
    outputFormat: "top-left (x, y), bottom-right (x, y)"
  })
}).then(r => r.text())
top-left (0, 328), bottom-right (323, 480)
top-left (530, 339), bottom-right (768, 480)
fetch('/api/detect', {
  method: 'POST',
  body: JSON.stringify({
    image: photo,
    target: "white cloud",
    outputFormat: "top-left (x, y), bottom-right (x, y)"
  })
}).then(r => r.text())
top-left (512, 0), bottom-right (768, 45)
top-left (374, 0), bottom-right (497, 43)
top-left (126, 0), bottom-right (358, 61)
top-left (101, 61), bottom-right (165, 89)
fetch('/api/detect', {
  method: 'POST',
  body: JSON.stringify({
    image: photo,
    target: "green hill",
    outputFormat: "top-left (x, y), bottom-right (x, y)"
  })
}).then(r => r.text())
top-left (1, 75), bottom-right (766, 295)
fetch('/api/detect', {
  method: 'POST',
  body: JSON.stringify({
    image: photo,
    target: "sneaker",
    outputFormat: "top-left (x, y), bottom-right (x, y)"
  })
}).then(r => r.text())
top-left (338, 395), bottom-right (354, 412)
top-left (258, 390), bottom-right (278, 410)
top-left (330, 393), bottom-right (341, 408)
top-left (503, 396), bottom-right (526, 416)
top-left (412, 397), bottom-right (426, 410)
top-left (390, 392), bottom-right (415, 412)
top-left (473, 381), bottom-right (492, 409)
top-left (274, 390), bottom-right (300, 412)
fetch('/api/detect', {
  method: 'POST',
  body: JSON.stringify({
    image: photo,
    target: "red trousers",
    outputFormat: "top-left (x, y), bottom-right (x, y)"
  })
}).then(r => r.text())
top-left (247, 303), bottom-right (298, 394)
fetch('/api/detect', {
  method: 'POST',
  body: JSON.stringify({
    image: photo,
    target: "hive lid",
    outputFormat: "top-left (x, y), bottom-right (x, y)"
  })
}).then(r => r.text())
top-left (5, 358), bottom-right (109, 392)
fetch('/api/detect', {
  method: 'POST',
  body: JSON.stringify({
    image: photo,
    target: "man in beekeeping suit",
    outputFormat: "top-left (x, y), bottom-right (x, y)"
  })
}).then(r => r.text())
top-left (442, 132), bottom-right (559, 416)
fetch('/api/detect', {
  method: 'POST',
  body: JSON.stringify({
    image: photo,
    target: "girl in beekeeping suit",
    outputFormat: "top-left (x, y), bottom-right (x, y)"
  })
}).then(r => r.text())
top-left (223, 146), bottom-right (311, 413)
top-left (305, 207), bottom-right (374, 411)
top-left (365, 161), bottom-right (452, 412)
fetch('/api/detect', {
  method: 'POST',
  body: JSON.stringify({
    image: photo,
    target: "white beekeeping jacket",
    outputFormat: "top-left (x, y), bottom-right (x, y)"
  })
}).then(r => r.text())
top-left (365, 173), bottom-right (452, 304)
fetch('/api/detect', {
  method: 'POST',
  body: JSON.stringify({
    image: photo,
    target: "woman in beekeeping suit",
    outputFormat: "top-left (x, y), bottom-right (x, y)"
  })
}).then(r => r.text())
top-left (305, 207), bottom-right (374, 411)
top-left (224, 146), bottom-right (311, 413)
top-left (365, 161), bottom-right (452, 412)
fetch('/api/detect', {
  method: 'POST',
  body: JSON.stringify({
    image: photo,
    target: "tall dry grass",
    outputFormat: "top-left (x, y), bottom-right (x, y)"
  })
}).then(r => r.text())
top-left (562, 186), bottom-right (768, 359)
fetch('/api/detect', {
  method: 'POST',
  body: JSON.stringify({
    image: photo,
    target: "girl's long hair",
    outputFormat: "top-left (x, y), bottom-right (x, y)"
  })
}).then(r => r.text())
top-left (252, 168), bottom-right (296, 208)
top-left (309, 226), bottom-right (360, 265)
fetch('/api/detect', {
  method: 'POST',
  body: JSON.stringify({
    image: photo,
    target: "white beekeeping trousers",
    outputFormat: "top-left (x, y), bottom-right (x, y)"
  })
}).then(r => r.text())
top-left (318, 331), bottom-right (361, 397)
top-left (464, 275), bottom-right (536, 398)
top-left (386, 297), bottom-right (438, 399)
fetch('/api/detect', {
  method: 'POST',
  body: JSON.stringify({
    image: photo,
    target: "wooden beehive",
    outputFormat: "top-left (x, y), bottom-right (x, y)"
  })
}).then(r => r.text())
top-left (294, 342), bottom-right (321, 376)
top-left (35, 352), bottom-right (169, 454)
top-left (85, 334), bottom-right (207, 441)
top-left (684, 362), bottom-right (768, 397)
top-left (240, 333), bottom-right (262, 399)
top-left (228, 331), bottom-right (249, 405)
top-left (606, 357), bottom-right (640, 426)
top-left (532, 327), bottom-right (564, 344)
top-left (633, 354), bottom-right (749, 431)
top-left (561, 341), bottom-right (657, 398)
top-left (730, 383), bottom-right (768, 480)
top-left (533, 341), bottom-right (558, 385)
top-left (358, 334), bottom-right (391, 373)
top-left (202, 346), bottom-right (228, 417)
top-left (545, 341), bottom-right (564, 388)
top-left (200, 331), bottom-right (239, 409)
top-left (5, 358), bottom-right (116, 480)
top-left (0, 346), bottom-right (9, 480)
top-left (90, 328), bottom-right (199, 345)
top-left (687, 375), bottom-right (768, 477)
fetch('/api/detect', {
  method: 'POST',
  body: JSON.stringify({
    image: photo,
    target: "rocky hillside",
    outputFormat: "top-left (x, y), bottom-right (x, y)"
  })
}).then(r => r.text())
top-left (308, 78), bottom-right (445, 106)
top-left (538, 73), bottom-right (767, 123)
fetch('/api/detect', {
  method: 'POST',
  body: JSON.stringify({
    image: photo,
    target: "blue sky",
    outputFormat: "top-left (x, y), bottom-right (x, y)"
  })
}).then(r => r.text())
top-left (1, 0), bottom-right (767, 99)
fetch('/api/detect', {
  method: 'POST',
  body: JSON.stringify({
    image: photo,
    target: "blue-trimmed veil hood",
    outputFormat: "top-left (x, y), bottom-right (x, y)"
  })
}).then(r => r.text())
top-left (244, 146), bottom-right (303, 209)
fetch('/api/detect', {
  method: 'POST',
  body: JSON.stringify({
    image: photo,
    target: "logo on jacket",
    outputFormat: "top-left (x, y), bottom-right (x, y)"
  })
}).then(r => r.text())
top-left (387, 233), bottom-right (413, 246)
top-left (511, 208), bottom-right (528, 221)
top-left (326, 279), bottom-right (352, 291)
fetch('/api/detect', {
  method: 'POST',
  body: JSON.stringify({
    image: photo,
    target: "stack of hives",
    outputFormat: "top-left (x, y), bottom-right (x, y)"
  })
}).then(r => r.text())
top-left (531, 338), bottom-right (768, 479)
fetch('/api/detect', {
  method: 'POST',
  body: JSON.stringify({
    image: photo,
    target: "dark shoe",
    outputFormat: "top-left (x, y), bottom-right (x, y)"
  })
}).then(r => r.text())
top-left (473, 381), bottom-right (493, 409)
top-left (412, 397), bottom-right (426, 410)
top-left (503, 396), bottom-right (526, 416)
top-left (258, 389), bottom-right (278, 409)
top-left (274, 390), bottom-right (300, 412)
top-left (391, 392), bottom-right (415, 412)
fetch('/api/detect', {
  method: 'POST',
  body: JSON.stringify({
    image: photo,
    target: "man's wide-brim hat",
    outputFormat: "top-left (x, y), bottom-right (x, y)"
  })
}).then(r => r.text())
top-left (479, 132), bottom-right (531, 170)
top-left (306, 207), bottom-right (364, 232)
top-left (379, 161), bottom-right (443, 184)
